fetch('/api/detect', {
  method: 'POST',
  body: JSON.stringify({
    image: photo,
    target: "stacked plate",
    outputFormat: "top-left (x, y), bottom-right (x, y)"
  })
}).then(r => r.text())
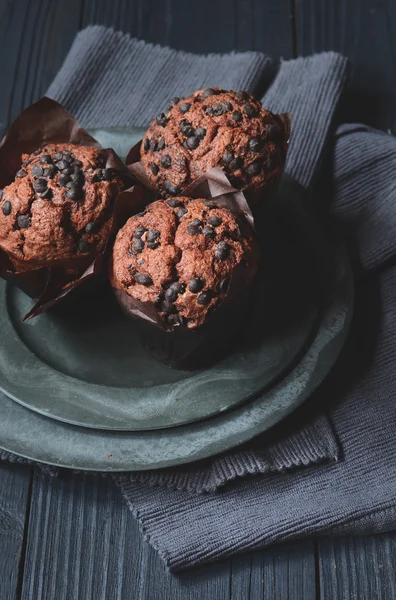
top-left (0, 129), bottom-right (353, 471)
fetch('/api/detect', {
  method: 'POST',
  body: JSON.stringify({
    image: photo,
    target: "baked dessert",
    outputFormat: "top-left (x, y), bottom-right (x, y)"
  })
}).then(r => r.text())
top-left (0, 143), bottom-right (122, 274)
top-left (140, 88), bottom-right (287, 200)
top-left (110, 196), bottom-right (259, 368)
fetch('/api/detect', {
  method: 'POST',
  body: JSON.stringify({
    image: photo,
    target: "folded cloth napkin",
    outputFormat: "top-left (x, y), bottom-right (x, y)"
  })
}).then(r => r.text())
top-left (4, 26), bottom-right (395, 571)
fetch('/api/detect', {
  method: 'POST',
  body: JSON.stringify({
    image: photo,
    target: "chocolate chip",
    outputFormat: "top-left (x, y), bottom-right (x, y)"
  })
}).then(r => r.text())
top-left (248, 137), bottom-right (263, 152)
top-left (86, 221), bottom-right (99, 234)
top-left (78, 239), bottom-right (91, 253)
top-left (229, 156), bottom-right (243, 170)
top-left (66, 188), bottom-right (83, 201)
top-left (33, 178), bottom-right (48, 193)
top-left (202, 88), bottom-right (217, 98)
top-left (150, 139), bottom-right (158, 153)
top-left (202, 225), bottom-right (215, 238)
top-left (192, 218), bottom-right (203, 227)
top-left (156, 113), bottom-right (168, 127)
top-left (243, 103), bottom-right (258, 118)
top-left (163, 180), bottom-right (180, 196)
top-left (188, 278), bottom-right (204, 293)
top-left (206, 102), bottom-right (231, 116)
top-left (58, 174), bottom-right (70, 187)
top-left (219, 277), bottom-right (230, 294)
top-left (0, 190), bottom-right (3, 200)
top-left (134, 225), bottom-right (147, 238)
top-left (246, 161), bottom-right (262, 176)
top-left (102, 168), bottom-right (113, 181)
top-left (39, 154), bottom-right (52, 164)
top-left (179, 120), bottom-right (195, 137)
top-left (158, 300), bottom-right (173, 314)
top-left (167, 313), bottom-right (184, 326)
top-left (33, 150), bottom-right (41, 156)
top-left (22, 161), bottom-right (30, 167)
top-left (208, 215), bottom-right (222, 227)
top-left (2, 201), bottom-right (11, 216)
top-left (179, 103), bottom-right (191, 113)
top-left (62, 167), bottom-right (74, 176)
top-left (71, 171), bottom-right (84, 183)
top-left (72, 160), bottom-right (83, 168)
top-left (150, 163), bottom-right (159, 176)
top-left (214, 241), bottom-right (231, 260)
top-left (147, 229), bottom-right (160, 243)
top-left (176, 207), bottom-right (188, 218)
top-left (157, 137), bottom-right (165, 150)
top-left (66, 180), bottom-right (77, 189)
top-left (16, 169), bottom-right (27, 178)
top-left (165, 283), bottom-right (182, 302)
top-left (39, 188), bottom-right (52, 199)
top-left (134, 273), bottom-right (153, 286)
top-left (232, 110), bottom-right (242, 122)
top-left (185, 136), bottom-right (200, 150)
top-left (147, 241), bottom-right (160, 250)
top-left (133, 239), bottom-right (145, 253)
top-left (136, 211), bottom-right (146, 218)
top-left (265, 124), bottom-right (279, 140)
top-left (161, 155), bottom-right (172, 168)
top-left (195, 128), bottom-right (206, 138)
top-left (235, 90), bottom-right (249, 100)
top-left (170, 96), bottom-right (180, 106)
top-left (222, 152), bottom-right (234, 165)
top-left (17, 215), bottom-right (30, 229)
top-left (31, 165), bottom-right (43, 177)
top-left (93, 168), bottom-right (103, 182)
top-left (53, 152), bottom-right (63, 161)
top-left (143, 138), bottom-right (150, 151)
top-left (55, 160), bottom-right (69, 171)
top-left (197, 291), bottom-right (212, 305)
top-left (44, 165), bottom-right (57, 178)
top-left (186, 225), bottom-right (201, 236)
top-left (166, 199), bottom-right (181, 208)
top-left (62, 153), bottom-right (73, 162)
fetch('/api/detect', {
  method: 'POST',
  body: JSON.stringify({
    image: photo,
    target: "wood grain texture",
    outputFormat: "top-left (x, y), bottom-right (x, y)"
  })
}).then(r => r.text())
top-left (20, 471), bottom-right (318, 600)
top-left (295, 0), bottom-right (396, 131)
top-left (318, 536), bottom-right (396, 600)
top-left (0, 462), bottom-right (32, 600)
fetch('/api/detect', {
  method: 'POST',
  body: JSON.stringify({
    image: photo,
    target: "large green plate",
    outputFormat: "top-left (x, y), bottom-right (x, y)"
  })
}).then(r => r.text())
top-left (0, 144), bottom-right (353, 470)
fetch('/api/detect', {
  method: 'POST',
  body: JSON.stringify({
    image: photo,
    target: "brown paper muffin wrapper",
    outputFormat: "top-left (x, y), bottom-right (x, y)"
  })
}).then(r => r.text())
top-left (110, 167), bottom-right (259, 370)
top-left (0, 97), bottom-right (144, 321)
top-left (125, 112), bottom-right (292, 209)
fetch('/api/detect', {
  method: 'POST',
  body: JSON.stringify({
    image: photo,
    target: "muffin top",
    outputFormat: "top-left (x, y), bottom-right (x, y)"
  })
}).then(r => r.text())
top-left (110, 196), bottom-right (258, 329)
top-left (0, 143), bottom-right (122, 268)
top-left (140, 88), bottom-right (287, 198)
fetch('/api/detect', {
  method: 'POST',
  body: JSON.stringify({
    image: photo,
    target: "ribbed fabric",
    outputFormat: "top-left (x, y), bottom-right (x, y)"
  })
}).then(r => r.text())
top-left (47, 26), bottom-right (275, 128)
top-left (262, 53), bottom-right (349, 189)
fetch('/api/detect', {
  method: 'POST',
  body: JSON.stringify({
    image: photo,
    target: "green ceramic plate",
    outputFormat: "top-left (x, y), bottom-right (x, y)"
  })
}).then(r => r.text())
top-left (0, 166), bottom-right (353, 470)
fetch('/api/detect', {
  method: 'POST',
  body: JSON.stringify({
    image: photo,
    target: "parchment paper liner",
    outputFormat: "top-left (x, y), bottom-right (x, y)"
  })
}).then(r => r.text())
top-left (110, 167), bottom-right (259, 370)
top-left (0, 97), bottom-right (143, 320)
top-left (126, 112), bottom-right (292, 208)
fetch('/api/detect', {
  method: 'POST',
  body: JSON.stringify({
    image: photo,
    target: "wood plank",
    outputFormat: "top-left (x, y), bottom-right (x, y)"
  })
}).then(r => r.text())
top-left (294, 0), bottom-right (396, 131)
top-left (318, 536), bottom-right (396, 600)
top-left (0, 0), bottom-right (82, 131)
top-left (0, 461), bottom-right (32, 600)
top-left (80, 0), bottom-right (294, 56)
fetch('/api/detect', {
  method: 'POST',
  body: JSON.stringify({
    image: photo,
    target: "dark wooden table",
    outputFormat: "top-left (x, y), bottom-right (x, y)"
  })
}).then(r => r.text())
top-left (1, 1), bottom-right (396, 598)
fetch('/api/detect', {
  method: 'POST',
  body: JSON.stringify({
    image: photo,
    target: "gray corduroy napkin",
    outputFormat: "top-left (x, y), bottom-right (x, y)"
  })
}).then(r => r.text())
top-left (6, 27), bottom-right (396, 572)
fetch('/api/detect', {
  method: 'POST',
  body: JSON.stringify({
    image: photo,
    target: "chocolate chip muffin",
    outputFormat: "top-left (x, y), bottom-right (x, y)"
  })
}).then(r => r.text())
top-left (0, 143), bottom-right (122, 273)
top-left (140, 88), bottom-right (288, 200)
top-left (110, 196), bottom-right (259, 335)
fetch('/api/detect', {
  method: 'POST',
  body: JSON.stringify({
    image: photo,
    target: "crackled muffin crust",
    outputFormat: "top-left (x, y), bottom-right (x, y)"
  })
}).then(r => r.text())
top-left (140, 88), bottom-right (287, 198)
top-left (110, 196), bottom-right (258, 329)
top-left (0, 143), bottom-right (122, 269)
